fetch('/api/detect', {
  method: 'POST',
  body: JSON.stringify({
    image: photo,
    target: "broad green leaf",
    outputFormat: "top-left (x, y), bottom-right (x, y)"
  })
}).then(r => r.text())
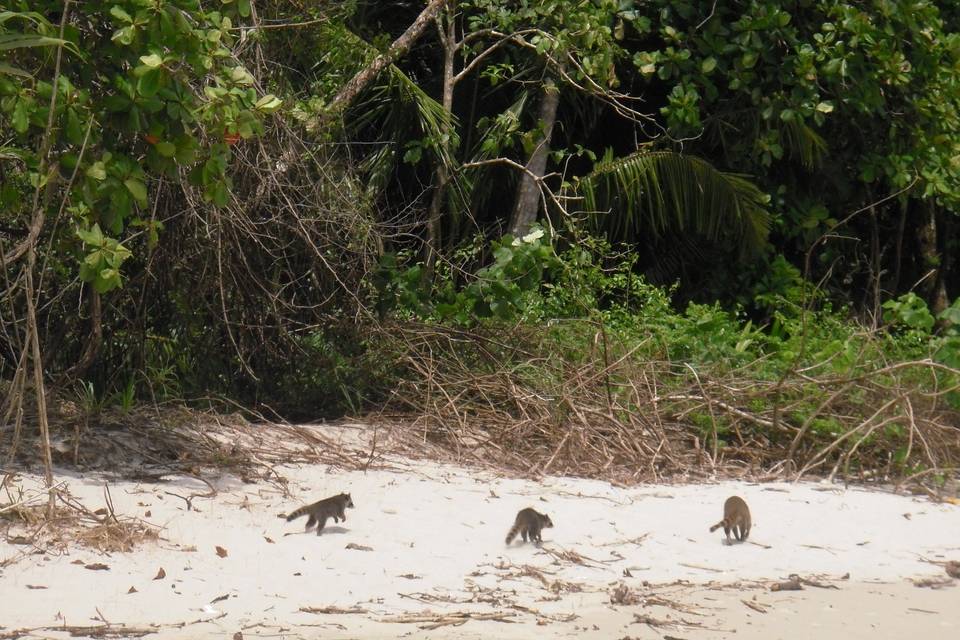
top-left (77, 224), bottom-right (104, 246)
top-left (254, 94), bottom-right (282, 112)
top-left (110, 6), bottom-right (133, 23)
top-left (229, 66), bottom-right (254, 85)
top-left (137, 68), bottom-right (161, 97)
top-left (12, 98), bottom-right (29, 133)
top-left (86, 161), bottom-right (107, 180)
top-left (155, 141), bottom-right (176, 157)
top-left (111, 26), bottom-right (135, 46)
top-left (124, 178), bottom-right (148, 204)
top-left (139, 53), bottom-right (163, 68)
top-left (94, 268), bottom-right (122, 293)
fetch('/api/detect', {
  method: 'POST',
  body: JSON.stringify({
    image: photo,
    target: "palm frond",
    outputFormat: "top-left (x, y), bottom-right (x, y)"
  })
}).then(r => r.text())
top-left (780, 120), bottom-right (827, 170)
top-left (574, 150), bottom-right (771, 256)
top-left (459, 91), bottom-right (529, 218)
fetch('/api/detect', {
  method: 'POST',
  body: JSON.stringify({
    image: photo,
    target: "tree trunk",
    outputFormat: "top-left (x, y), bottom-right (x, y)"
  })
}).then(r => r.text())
top-left (917, 201), bottom-right (949, 316)
top-left (425, 2), bottom-right (457, 272)
top-left (64, 288), bottom-right (102, 379)
top-left (325, 0), bottom-right (449, 121)
top-left (508, 74), bottom-right (559, 237)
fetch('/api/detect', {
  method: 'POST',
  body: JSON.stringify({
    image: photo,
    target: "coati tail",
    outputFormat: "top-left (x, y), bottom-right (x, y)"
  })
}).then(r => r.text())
top-left (505, 523), bottom-right (522, 545)
top-left (709, 519), bottom-right (726, 532)
top-left (286, 506), bottom-right (309, 522)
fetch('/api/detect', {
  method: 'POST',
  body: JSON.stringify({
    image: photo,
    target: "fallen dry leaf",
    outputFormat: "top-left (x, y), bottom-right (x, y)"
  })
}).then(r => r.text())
top-left (153, 567), bottom-right (166, 580)
top-left (216, 546), bottom-right (228, 558)
top-left (128, 586), bottom-right (138, 594)
top-left (84, 563), bottom-right (110, 571)
top-left (264, 536), bottom-right (275, 544)
top-left (233, 633), bottom-right (243, 640)
top-left (26, 585), bottom-right (47, 589)
top-left (70, 559), bottom-right (85, 565)
top-left (345, 543), bottom-right (373, 552)
top-left (94, 508), bottom-right (108, 516)
top-left (211, 594), bottom-right (229, 604)
top-left (145, 510), bottom-right (152, 517)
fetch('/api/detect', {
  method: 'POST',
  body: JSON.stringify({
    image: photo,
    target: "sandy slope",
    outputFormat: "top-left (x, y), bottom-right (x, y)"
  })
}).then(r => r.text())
top-left (1, 424), bottom-right (958, 638)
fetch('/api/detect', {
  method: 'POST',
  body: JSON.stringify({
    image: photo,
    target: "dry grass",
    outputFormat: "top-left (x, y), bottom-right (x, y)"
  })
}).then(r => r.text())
top-left (371, 322), bottom-right (960, 490)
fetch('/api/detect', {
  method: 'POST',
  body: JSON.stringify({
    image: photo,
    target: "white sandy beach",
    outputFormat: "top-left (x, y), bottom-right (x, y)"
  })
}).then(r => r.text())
top-left (1, 424), bottom-right (959, 638)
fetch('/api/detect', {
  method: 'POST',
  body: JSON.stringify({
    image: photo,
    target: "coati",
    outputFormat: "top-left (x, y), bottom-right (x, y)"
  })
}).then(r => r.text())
top-left (286, 493), bottom-right (354, 535)
top-left (709, 495), bottom-right (751, 543)
top-left (505, 507), bottom-right (553, 545)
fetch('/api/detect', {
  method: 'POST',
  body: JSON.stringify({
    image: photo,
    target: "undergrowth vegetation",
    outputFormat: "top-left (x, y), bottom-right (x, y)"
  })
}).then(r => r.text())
top-left (266, 231), bottom-right (960, 484)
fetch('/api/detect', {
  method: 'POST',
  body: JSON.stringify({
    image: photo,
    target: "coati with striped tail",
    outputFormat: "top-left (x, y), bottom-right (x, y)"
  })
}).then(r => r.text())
top-left (505, 507), bottom-right (553, 545)
top-left (709, 495), bottom-right (751, 544)
top-left (286, 493), bottom-right (354, 535)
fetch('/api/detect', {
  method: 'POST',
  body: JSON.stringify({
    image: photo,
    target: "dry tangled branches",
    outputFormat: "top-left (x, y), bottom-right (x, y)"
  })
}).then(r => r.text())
top-left (373, 322), bottom-right (960, 487)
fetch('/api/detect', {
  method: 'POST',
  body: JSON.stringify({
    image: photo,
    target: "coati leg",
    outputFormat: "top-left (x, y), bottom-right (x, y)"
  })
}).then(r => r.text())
top-left (521, 529), bottom-right (529, 542)
top-left (339, 507), bottom-right (347, 521)
top-left (531, 526), bottom-right (542, 543)
top-left (316, 515), bottom-right (329, 535)
top-left (305, 514), bottom-right (317, 530)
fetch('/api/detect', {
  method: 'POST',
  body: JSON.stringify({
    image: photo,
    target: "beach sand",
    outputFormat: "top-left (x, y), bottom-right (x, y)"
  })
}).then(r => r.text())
top-left (2, 424), bottom-right (958, 638)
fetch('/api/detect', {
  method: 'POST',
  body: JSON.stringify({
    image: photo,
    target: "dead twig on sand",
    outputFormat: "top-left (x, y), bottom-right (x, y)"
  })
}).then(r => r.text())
top-left (913, 576), bottom-right (956, 589)
top-left (770, 575), bottom-right (803, 591)
top-left (299, 606), bottom-right (368, 614)
top-left (381, 611), bottom-right (518, 630)
top-left (742, 598), bottom-right (769, 613)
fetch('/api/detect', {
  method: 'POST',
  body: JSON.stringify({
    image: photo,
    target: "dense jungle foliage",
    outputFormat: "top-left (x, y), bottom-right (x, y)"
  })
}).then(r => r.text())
top-left (2, 1), bottom-right (960, 478)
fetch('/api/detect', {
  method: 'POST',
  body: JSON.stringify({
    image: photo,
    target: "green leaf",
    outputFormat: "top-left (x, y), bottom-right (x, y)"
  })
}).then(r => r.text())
top-left (111, 26), bottom-right (135, 46)
top-left (238, 0), bottom-right (251, 17)
top-left (124, 178), bottom-right (148, 204)
top-left (154, 141), bottom-right (176, 157)
top-left (65, 108), bottom-right (84, 145)
top-left (0, 33), bottom-right (67, 51)
top-left (12, 98), bottom-right (29, 133)
top-left (0, 61), bottom-right (31, 78)
top-left (208, 180), bottom-right (230, 206)
top-left (137, 68), bottom-right (161, 97)
top-left (86, 161), bottom-right (107, 181)
top-left (94, 268), bottom-right (122, 293)
top-left (110, 6), bottom-right (133, 23)
top-left (77, 224), bottom-right (105, 246)
top-left (139, 53), bottom-right (163, 68)
top-left (701, 57), bottom-right (717, 73)
top-left (254, 93), bottom-right (282, 112)
top-left (815, 101), bottom-right (834, 113)
top-left (229, 66), bottom-right (254, 85)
